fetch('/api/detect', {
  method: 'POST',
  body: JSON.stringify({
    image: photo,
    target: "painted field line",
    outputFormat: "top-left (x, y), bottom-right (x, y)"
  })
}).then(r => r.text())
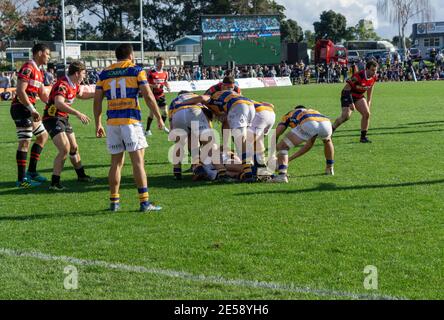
top-left (0, 247), bottom-right (406, 300)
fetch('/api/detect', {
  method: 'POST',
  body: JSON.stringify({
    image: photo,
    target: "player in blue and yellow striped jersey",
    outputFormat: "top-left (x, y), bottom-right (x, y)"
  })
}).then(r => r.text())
top-left (94, 44), bottom-right (165, 212)
top-left (271, 105), bottom-right (335, 183)
top-left (180, 89), bottom-right (256, 182)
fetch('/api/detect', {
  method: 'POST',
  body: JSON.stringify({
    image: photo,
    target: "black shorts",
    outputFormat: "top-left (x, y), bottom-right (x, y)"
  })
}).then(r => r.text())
top-left (157, 96), bottom-right (166, 108)
top-left (10, 103), bottom-right (33, 128)
top-left (341, 94), bottom-right (363, 108)
top-left (43, 117), bottom-right (73, 139)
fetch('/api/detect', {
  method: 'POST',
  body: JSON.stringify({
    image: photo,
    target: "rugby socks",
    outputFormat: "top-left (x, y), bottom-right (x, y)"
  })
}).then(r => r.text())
top-left (361, 130), bottom-right (368, 139)
top-left (241, 153), bottom-right (253, 177)
top-left (16, 151), bottom-right (27, 182)
top-left (278, 165), bottom-right (288, 176)
top-left (51, 175), bottom-right (61, 186)
top-left (138, 187), bottom-right (149, 205)
top-left (75, 166), bottom-right (87, 178)
top-left (28, 143), bottom-right (43, 173)
top-left (146, 117), bottom-right (154, 131)
top-left (173, 167), bottom-right (182, 180)
top-left (326, 160), bottom-right (335, 167)
top-left (110, 193), bottom-right (120, 205)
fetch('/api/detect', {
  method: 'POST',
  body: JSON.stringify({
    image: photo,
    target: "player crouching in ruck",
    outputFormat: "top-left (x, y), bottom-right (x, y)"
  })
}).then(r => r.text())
top-left (42, 61), bottom-right (95, 191)
top-left (271, 106), bottom-right (335, 183)
top-left (332, 60), bottom-right (378, 143)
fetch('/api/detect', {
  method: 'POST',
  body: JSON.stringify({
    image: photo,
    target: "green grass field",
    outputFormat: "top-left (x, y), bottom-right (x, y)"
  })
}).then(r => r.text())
top-left (202, 36), bottom-right (281, 66)
top-left (0, 82), bottom-right (443, 300)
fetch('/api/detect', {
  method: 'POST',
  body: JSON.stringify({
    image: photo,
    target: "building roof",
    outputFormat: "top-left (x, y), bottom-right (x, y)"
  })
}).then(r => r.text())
top-left (167, 35), bottom-right (201, 47)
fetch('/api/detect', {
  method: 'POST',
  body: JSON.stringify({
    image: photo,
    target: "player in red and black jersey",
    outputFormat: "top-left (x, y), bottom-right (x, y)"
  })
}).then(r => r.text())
top-left (332, 60), bottom-right (378, 143)
top-left (145, 56), bottom-right (170, 136)
top-left (204, 78), bottom-right (242, 96)
top-left (42, 61), bottom-right (95, 190)
top-left (10, 44), bottom-right (51, 188)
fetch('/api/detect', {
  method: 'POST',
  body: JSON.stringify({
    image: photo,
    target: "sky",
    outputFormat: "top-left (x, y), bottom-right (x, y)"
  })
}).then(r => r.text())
top-left (276, 0), bottom-right (444, 39)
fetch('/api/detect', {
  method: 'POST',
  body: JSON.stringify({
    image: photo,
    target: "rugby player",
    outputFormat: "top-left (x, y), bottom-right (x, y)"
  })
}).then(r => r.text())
top-left (180, 90), bottom-right (256, 182)
top-left (332, 60), bottom-right (378, 143)
top-left (10, 43), bottom-right (50, 188)
top-left (271, 106), bottom-right (335, 183)
top-left (145, 56), bottom-right (170, 136)
top-left (94, 44), bottom-right (165, 212)
top-left (168, 91), bottom-right (228, 181)
top-left (42, 61), bottom-right (95, 191)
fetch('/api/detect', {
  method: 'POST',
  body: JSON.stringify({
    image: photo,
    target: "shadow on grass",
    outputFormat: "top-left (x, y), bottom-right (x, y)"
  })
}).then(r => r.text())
top-left (332, 121), bottom-right (444, 134)
top-left (332, 128), bottom-right (444, 139)
top-left (0, 209), bottom-right (115, 222)
top-left (235, 179), bottom-right (444, 196)
top-left (0, 173), bottom-right (222, 196)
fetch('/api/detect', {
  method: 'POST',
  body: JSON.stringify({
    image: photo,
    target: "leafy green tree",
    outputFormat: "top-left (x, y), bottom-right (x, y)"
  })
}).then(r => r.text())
top-left (313, 10), bottom-right (347, 43)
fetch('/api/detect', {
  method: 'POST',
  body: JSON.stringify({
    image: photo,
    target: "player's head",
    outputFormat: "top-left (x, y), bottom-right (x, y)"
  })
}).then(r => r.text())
top-left (178, 90), bottom-right (190, 96)
top-left (222, 76), bottom-right (235, 91)
top-left (115, 44), bottom-right (134, 61)
top-left (68, 61), bottom-right (87, 84)
top-left (156, 56), bottom-right (165, 70)
top-left (294, 105), bottom-right (305, 110)
top-left (32, 43), bottom-right (50, 66)
top-left (366, 60), bottom-right (378, 77)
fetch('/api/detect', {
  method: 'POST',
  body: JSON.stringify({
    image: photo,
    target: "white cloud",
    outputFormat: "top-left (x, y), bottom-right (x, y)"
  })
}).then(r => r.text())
top-left (276, 0), bottom-right (444, 40)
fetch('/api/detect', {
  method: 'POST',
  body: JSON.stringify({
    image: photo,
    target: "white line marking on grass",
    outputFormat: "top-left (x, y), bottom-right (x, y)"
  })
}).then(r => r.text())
top-left (0, 247), bottom-right (406, 300)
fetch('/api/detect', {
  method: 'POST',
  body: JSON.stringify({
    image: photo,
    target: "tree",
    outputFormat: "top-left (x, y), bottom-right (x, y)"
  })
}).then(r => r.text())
top-left (377, 0), bottom-right (433, 51)
top-left (347, 20), bottom-right (381, 41)
top-left (304, 30), bottom-right (316, 48)
top-left (0, 0), bottom-right (33, 40)
top-left (393, 36), bottom-right (411, 48)
top-left (313, 10), bottom-right (347, 43)
top-left (281, 19), bottom-right (303, 43)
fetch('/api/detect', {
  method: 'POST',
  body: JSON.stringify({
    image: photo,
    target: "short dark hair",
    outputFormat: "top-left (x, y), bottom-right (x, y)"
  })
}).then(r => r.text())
top-left (156, 56), bottom-right (165, 62)
top-left (178, 90), bottom-right (190, 95)
top-left (115, 44), bottom-right (133, 60)
top-left (222, 76), bottom-right (235, 85)
top-left (294, 105), bottom-right (305, 109)
top-left (32, 43), bottom-right (50, 56)
top-left (366, 60), bottom-right (378, 69)
top-left (68, 61), bottom-right (86, 76)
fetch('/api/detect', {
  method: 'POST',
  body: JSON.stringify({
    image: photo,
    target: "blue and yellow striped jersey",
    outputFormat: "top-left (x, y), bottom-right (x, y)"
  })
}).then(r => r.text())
top-left (208, 90), bottom-right (254, 115)
top-left (252, 101), bottom-right (275, 113)
top-left (96, 60), bottom-right (148, 125)
top-left (280, 108), bottom-right (330, 128)
top-left (168, 93), bottom-right (204, 117)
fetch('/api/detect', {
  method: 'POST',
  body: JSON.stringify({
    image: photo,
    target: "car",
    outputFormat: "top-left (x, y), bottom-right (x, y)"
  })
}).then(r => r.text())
top-left (348, 50), bottom-right (360, 63)
top-left (364, 50), bottom-right (387, 61)
top-left (409, 48), bottom-right (422, 61)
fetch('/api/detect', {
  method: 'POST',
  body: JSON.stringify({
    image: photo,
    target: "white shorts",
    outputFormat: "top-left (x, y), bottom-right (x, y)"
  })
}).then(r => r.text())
top-left (250, 110), bottom-right (276, 136)
top-left (227, 104), bottom-right (255, 129)
top-left (291, 120), bottom-right (332, 141)
top-left (106, 123), bottom-right (148, 154)
top-left (171, 108), bottom-right (210, 134)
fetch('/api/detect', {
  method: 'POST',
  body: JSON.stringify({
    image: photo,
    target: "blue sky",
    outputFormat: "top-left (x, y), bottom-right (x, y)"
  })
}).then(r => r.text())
top-left (277, 0), bottom-right (444, 39)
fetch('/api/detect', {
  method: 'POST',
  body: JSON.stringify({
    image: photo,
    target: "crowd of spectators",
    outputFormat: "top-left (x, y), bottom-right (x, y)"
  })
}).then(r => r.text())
top-left (202, 16), bottom-right (280, 34)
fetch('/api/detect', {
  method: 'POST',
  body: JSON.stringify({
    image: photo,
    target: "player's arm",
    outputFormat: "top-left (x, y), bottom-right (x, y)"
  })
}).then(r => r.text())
top-left (16, 79), bottom-right (40, 122)
top-left (274, 123), bottom-right (287, 140)
top-left (93, 87), bottom-right (106, 137)
top-left (54, 95), bottom-right (90, 124)
top-left (288, 136), bottom-right (316, 162)
top-left (77, 87), bottom-right (95, 100)
top-left (140, 84), bottom-right (164, 129)
top-left (181, 95), bottom-right (211, 106)
top-left (38, 86), bottom-right (49, 104)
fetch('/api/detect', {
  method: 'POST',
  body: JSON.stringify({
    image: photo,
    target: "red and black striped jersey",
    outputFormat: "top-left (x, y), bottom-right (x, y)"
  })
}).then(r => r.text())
top-left (148, 69), bottom-right (168, 99)
top-left (347, 70), bottom-right (377, 99)
top-left (12, 60), bottom-right (44, 106)
top-left (204, 83), bottom-right (241, 96)
top-left (43, 76), bottom-right (79, 120)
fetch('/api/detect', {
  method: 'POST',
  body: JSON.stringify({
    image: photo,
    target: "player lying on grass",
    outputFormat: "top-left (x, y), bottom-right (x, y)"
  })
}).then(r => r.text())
top-left (180, 89), bottom-right (256, 183)
top-left (332, 59), bottom-right (378, 143)
top-left (168, 91), bottom-right (229, 182)
top-left (271, 106), bottom-right (335, 183)
top-left (42, 61), bottom-right (95, 191)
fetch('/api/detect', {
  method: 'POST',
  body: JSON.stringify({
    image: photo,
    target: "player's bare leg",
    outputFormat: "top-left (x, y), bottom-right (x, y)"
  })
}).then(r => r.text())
top-left (323, 138), bottom-right (335, 175)
top-left (67, 132), bottom-right (92, 182)
top-left (354, 98), bottom-right (371, 143)
top-left (129, 148), bottom-right (161, 212)
top-left (232, 127), bottom-right (254, 182)
top-left (109, 152), bottom-right (125, 211)
top-left (272, 132), bottom-right (304, 183)
top-left (50, 132), bottom-right (69, 190)
top-left (333, 106), bottom-right (353, 131)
